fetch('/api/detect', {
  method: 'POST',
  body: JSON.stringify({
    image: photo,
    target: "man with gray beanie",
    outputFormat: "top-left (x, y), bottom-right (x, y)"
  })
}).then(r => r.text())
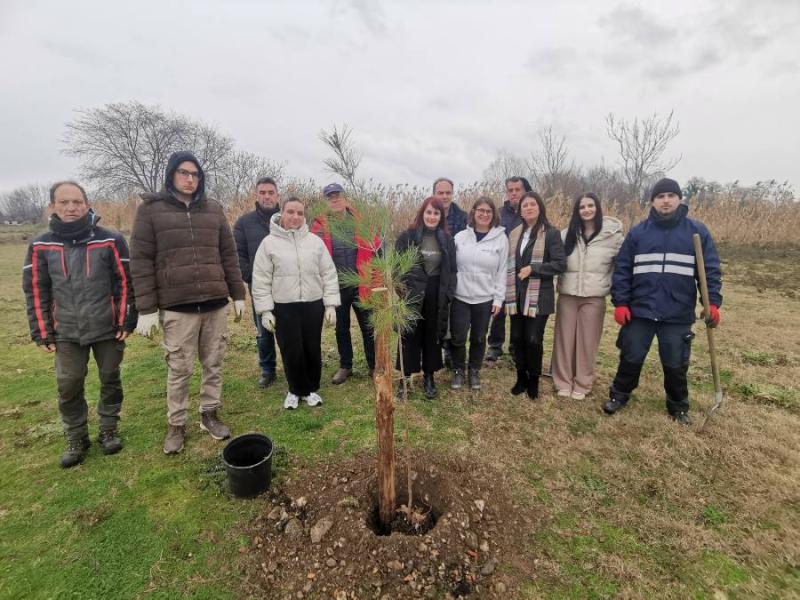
top-left (131, 151), bottom-right (246, 454)
top-left (604, 177), bottom-right (722, 425)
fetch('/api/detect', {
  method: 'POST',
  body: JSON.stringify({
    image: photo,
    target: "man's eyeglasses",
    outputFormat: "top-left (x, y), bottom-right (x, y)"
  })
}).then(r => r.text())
top-left (176, 168), bottom-right (201, 180)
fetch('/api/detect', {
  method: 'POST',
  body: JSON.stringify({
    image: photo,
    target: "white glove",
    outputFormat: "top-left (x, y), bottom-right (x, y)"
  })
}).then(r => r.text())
top-left (233, 300), bottom-right (245, 322)
top-left (325, 306), bottom-right (337, 327)
top-left (136, 312), bottom-right (160, 338)
top-left (261, 311), bottom-right (275, 333)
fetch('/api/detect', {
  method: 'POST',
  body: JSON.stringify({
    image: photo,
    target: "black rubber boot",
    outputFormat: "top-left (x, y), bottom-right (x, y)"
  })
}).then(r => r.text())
top-left (423, 372), bottom-right (438, 400)
top-left (527, 373), bottom-right (539, 400)
top-left (511, 369), bottom-right (528, 395)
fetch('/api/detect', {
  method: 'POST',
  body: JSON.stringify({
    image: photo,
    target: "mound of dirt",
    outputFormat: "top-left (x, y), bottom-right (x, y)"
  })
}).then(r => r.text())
top-left (239, 450), bottom-right (530, 599)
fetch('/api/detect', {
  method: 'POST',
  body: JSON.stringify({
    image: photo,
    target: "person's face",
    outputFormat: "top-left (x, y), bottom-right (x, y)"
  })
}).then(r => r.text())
top-left (51, 184), bottom-right (90, 223)
top-left (423, 205), bottom-right (442, 229)
top-left (578, 197), bottom-right (597, 223)
top-left (505, 181), bottom-right (525, 207)
top-left (433, 181), bottom-right (453, 210)
top-left (256, 183), bottom-right (279, 210)
top-left (652, 192), bottom-right (681, 217)
top-left (520, 197), bottom-right (540, 224)
top-left (173, 161), bottom-right (200, 196)
top-left (280, 201), bottom-right (305, 230)
top-left (325, 191), bottom-right (347, 214)
top-left (474, 203), bottom-right (493, 229)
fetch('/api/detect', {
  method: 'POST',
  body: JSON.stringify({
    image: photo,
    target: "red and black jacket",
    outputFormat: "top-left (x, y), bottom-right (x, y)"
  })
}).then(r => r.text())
top-left (23, 211), bottom-right (137, 346)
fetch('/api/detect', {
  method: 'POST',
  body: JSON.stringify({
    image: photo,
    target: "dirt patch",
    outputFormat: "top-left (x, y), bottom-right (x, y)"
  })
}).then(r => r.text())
top-left (238, 450), bottom-right (530, 599)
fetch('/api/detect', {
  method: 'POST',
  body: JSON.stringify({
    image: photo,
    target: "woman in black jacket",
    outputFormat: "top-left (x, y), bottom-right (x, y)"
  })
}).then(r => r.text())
top-left (506, 191), bottom-right (566, 399)
top-left (396, 196), bottom-right (457, 399)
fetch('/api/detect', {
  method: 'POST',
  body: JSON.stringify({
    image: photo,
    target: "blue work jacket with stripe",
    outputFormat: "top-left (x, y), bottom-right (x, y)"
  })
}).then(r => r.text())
top-left (611, 204), bottom-right (722, 324)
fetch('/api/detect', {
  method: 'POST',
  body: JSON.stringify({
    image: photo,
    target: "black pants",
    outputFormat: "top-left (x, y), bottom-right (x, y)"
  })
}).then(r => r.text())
top-left (449, 298), bottom-right (493, 370)
top-left (510, 314), bottom-right (549, 377)
top-left (274, 300), bottom-right (324, 396)
top-left (55, 339), bottom-right (125, 439)
top-left (610, 318), bottom-right (693, 415)
top-left (251, 295), bottom-right (276, 376)
top-left (335, 286), bottom-right (375, 370)
top-left (488, 307), bottom-right (506, 351)
top-left (398, 276), bottom-right (443, 376)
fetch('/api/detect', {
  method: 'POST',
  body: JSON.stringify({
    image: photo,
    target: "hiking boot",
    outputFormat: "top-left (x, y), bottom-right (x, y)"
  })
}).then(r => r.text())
top-left (670, 411), bottom-right (692, 426)
top-left (451, 369), bottom-right (464, 390)
top-left (423, 372), bottom-right (438, 400)
top-left (485, 347), bottom-right (502, 362)
top-left (511, 370), bottom-right (528, 395)
top-left (200, 410), bottom-right (231, 441)
top-left (331, 368), bottom-right (351, 385)
top-left (283, 392), bottom-right (299, 410)
top-left (469, 368), bottom-right (481, 390)
top-left (258, 372), bottom-right (276, 389)
top-left (395, 378), bottom-right (411, 402)
top-left (304, 392), bottom-right (323, 407)
top-left (602, 396), bottom-right (627, 415)
top-left (60, 435), bottom-right (90, 468)
top-left (98, 428), bottom-right (123, 455)
top-left (163, 425), bottom-right (185, 455)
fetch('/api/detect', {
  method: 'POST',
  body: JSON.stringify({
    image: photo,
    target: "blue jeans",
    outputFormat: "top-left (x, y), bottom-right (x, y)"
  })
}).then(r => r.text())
top-left (252, 297), bottom-right (276, 375)
top-left (336, 286), bottom-right (375, 370)
top-left (610, 318), bottom-right (694, 414)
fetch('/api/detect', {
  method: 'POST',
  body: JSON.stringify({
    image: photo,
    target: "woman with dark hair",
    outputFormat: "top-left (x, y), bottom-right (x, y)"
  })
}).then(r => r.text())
top-left (450, 197), bottom-right (508, 391)
top-left (552, 193), bottom-right (623, 399)
top-left (505, 191), bottom-right (566, 399)
top-left (396, 196), bottom-right (457, 399)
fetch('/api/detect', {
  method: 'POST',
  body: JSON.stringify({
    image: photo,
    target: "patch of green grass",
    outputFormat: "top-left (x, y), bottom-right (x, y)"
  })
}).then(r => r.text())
top-left (701, 504), bottom-right (728, 529)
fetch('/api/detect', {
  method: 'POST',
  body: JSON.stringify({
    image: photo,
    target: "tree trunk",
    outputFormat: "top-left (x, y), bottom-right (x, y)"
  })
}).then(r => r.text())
top-left (372, 287), bottom-right (396, 529)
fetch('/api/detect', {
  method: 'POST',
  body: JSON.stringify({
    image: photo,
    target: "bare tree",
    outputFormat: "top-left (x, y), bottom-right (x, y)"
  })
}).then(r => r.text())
top-left (481, 150), bottom-right (531, 190)
top-left (529, 126), bottom-right (574, 197)
top-left (211, 150), bottom-right (286, 202)
top-left (0, 184), bottom-right (49, 223)
top-left (319, 124), bottom-right (362, 192)
top-left (606, 110), bottom-right (681, 204)
top-left (63, 102), bottom-right (234, 198)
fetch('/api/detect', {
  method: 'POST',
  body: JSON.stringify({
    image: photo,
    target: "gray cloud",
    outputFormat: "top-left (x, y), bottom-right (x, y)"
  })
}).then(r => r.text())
top-left (598, 4), bottom-right (678, 46)
top-left (526, 47), bottom-right (579, 78)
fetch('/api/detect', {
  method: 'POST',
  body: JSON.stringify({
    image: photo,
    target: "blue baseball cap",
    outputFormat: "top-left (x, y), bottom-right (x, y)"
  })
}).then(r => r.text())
top-left (322, 183), bottom-right (345, 197)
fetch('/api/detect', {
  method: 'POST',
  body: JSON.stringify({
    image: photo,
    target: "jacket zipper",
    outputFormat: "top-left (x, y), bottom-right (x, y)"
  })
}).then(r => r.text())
top-left (186, 209), bottom-right (201, 312)
top-left (292, 231), bottom-right (303, 300)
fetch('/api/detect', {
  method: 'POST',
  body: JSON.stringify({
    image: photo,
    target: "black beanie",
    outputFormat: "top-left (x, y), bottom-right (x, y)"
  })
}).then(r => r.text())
top-left (165, 150), bottom-right (205, 200)
top-left (650, 178), bottom-right (682, 201)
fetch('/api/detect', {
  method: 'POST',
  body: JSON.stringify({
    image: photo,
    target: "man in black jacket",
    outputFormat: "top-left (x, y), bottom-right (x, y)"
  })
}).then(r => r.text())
top-left (23, 181), bottom-right (137, 467)
top-left (233, 177), bottom-right (281, 388)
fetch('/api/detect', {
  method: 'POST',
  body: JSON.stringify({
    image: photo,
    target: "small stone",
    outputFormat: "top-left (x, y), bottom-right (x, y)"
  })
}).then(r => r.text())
top-left (326, 558), bottom-right (337, 568)
top-left (474, 499), bottom-right (485, 513)
top-left (293, 496), bottom-right (307, 509)
top-left (495, 582), bottom-right (507, 594)
top-left (465, 532), bottom-right (479, 549)
top-left (303, 583), bottom-right (312, 592)
top-left (418, 543), bottom-right (428, 553)
top-left (387, 560), bottom-right (404, 572)
top-left (337, 496), bottom-right (359, 509)
top-left (306, 571), bottom-right (316, 580)
top-left (284, 518), bottom-right (304, 538)
top-left (479, 540), bottom-right (490, 553)
top-left (267, 506), bottom-right (283, 520)
top-left (310, 517), bottom-right (334, 544)
top-left (480, 558), bottom-right (497, 576)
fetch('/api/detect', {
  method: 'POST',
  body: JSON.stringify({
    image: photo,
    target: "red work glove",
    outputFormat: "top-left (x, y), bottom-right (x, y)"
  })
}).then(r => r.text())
top-left (614, 306), bottom-right (631, 326)
top-left (704, 304), bottom-right (720, 328)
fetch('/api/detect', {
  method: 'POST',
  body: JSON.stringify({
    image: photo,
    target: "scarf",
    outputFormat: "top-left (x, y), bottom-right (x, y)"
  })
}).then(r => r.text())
top-left (505, 224), bottom-right (545, 317)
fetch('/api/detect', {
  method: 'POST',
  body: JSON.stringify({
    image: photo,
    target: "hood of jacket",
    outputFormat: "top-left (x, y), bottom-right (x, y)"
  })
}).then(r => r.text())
top-left (163, 150), bottom-right (206, 203)
top-left (268, 211), bottom-right (310, 241)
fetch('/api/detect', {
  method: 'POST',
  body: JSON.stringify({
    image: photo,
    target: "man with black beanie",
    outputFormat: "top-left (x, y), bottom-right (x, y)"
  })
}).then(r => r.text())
top-left (604, 177), bottom-right (722, 425)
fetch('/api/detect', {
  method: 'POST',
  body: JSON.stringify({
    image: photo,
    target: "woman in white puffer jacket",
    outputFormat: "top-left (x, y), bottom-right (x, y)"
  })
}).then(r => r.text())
top-left (252, 198), bottom-right (340, 409)
top-left (449, 197), bottom-right (509, 391)
top-left (552, 193), bottom-right (623, 400)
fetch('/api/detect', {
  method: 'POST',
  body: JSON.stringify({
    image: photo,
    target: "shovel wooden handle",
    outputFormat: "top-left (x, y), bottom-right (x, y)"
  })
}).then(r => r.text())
top-left (693, 233), bottom-right (723, 429)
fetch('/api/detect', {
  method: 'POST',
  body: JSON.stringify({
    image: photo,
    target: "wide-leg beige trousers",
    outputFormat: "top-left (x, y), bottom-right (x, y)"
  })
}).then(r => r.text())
top-left (552, 294), bottom-right (606, 396)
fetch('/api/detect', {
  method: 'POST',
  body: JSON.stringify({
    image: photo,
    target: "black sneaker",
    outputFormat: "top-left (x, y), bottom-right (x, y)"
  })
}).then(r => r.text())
top-left (258, 372), bottom-right (277, 389)
top-left (60, 435), bottom-right (90, 468)
top-left (423, 373), bottom-right (438, 400)
top-left (670, 411), bottom-right (692, 426)
top-left (602, 397), bottom-right (627, 415)
top-left (468, 368), bottom-right (481, 390)
top-left (486, 347), bottom-right (502, 362)
top-left (451, 369), bottom-right (464, 390)
top-left (98, 428), bottom-right (123, 455)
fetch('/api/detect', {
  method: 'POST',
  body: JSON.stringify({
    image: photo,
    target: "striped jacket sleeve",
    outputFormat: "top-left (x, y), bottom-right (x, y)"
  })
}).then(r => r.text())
top-left (111, 234), bottom-right (138, 332)
top-left (22, 242), bottom-right (55, 344)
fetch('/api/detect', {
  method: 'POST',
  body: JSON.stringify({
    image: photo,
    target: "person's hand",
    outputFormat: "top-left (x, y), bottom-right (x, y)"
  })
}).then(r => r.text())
top-left (37, 342), bottom-right (56, 353)
top-left (325, 306), bottom-right (337, 327)
top-left (136, 312), bottom-right (160, 338)
top-left (703, 304), bottom-right (721, 328)
top-left (491, 304), bottom-right (501, 315)
top-left (115, 330), bottom-right (129, 341)
top-left (614, 306), bottom-right (631, 326)
top-left (261, 311), bottom-right (275, 333)
top-left (518, 265), bottom-right (532, 280)
top-left (233, 300), bottom-right (245, 322)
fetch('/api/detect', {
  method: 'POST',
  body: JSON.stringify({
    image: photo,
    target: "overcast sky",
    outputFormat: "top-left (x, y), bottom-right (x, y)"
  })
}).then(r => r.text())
top-left (1, 0), bottom-right (798, 194)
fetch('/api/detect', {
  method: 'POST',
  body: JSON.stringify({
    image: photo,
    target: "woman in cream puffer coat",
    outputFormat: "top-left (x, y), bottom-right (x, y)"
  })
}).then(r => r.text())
top-left (252, 198), bottom-right (340, 409)
top-left (552, 193), bottom-right (623, 400)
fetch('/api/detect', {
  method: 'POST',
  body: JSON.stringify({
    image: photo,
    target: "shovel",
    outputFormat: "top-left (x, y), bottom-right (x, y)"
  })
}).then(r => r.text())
top-left (692, 233), bottom-right (723, 432)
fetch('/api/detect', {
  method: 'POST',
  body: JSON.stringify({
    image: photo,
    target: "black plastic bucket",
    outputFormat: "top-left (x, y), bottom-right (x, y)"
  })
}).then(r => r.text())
top-left (221, 433), bottom-right (273, 498)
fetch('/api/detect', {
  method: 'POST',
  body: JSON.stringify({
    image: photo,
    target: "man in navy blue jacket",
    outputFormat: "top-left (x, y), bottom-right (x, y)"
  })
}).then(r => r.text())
top-left (604, 178), bottom-right (722, 425)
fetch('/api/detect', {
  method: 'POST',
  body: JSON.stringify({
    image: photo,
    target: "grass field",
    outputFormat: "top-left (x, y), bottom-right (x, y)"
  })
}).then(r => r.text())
top-left (0, 231), bottom-right (798, 599)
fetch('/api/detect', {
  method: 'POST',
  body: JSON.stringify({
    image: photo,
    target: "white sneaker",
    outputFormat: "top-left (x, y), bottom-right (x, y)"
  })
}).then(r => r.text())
top-left (557, 389), bottom-right (571, 398)
top-left (571, 391), bottom-right (586, 400)
top-left (304, 392), bottom-right (323, 407)
top-left (283, 392), bottom-right (299, 410)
